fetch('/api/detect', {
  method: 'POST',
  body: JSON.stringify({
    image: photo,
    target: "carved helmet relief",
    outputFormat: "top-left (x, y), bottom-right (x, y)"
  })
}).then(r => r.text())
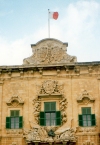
top-left (23, 38), bottom-right (77, 65)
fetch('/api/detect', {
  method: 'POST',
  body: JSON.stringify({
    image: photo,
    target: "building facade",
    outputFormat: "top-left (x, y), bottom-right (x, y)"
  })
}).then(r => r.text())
top-left (0, 38), bottom-right (100, 145)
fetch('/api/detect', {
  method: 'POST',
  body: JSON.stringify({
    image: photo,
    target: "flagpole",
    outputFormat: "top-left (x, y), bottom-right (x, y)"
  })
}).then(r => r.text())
top-left (48, 9), bottom-right (50, 38)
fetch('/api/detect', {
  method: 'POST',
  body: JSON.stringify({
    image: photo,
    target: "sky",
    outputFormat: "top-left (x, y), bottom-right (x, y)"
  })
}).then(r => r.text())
top-left (0, 0), bottom-right (100, 66)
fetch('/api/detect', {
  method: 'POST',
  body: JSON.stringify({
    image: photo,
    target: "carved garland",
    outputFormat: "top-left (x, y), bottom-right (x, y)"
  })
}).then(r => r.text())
top-left (33, 80), bottom-right (67, 125)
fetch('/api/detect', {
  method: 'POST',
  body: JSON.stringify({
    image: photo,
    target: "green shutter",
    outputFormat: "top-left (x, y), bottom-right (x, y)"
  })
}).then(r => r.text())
top-left (56, 111), bottom-right (61, 125)
top-left (82, 108), bottom-right (86, 114)
top-left (40, 112), bottom-right (45, 126)
top-left (91, 114), bottom-right (96, 126)
top-left (87, 108), bottom-right (91, 114)
top-left (78, 115), bottom-right (83, 126)
top-left (6, 117), bottom-right (11, 129)
top-left (10, 111), bottom-right (14, 117)
top-left (19, 116), bottom-right (23, 128)
top-left (51, 102), bottom-right (56, 111)
top-left (15, 110), bottom-right (19, 116)
top-left (82, 107), bottom-right (91, 114)
top-left (44, 103), bottom-right (50, 111)
top-left (10, 110), bottom-right (19, 117)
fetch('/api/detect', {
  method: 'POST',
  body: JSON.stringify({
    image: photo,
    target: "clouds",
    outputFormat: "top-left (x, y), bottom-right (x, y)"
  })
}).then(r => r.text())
top-left (0, 0), bottom-right (100, 65)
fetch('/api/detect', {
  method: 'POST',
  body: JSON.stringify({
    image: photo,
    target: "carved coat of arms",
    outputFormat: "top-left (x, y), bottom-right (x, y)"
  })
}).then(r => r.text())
top-left (43, 80), bottom-right (56, 94)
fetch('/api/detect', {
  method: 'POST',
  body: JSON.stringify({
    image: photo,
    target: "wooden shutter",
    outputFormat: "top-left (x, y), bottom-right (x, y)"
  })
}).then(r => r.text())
top-left (6, 117), bottom-right (11, 129)
top-left (19, 116), bottom-right (23, 128)
top-left (40, 112), bottom-right (45, 126)
top-left (56, 111), bottom-right (61, 125)
top-left (78, 115), bottom-right (83, 126)
top-left (44, 103), bottom-right (50, 111)
top-left (51, 102), bottom-right (56, 111)
top-left (91, 114), bottom-right (96, 126)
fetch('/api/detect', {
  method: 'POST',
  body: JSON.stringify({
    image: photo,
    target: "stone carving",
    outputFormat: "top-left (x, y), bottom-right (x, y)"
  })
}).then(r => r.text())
top-left (77, 90), bottom-right (95, 104)
top-left (23, 124), bottom-right (77, 144)
top-left (48, 129), bottom-right (55, 137)
top-left (59, 96), bottom-right (67, 124)
top-left (23, 39), bottom-right (77, 65)
top-left (6, 95), bottom-right (24, 107)
top-left (35, 80), bottom-right (67, 125)
top-left (33, 97), bottom-right (41, 124)
top-left (83, 141), bottom-right (94, 145)
top-left (39, 80), bottom-right (64, 95)
top-left (6, 129), bottom-right (22, 135)
top-left (76, 126), bottom-right (97, 132)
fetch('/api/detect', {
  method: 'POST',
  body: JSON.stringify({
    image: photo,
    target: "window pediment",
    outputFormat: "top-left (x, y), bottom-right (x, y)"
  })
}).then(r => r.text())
top-left (77, 90), bottom-right (95, 104)
top-left (6, 96), bottom-right (24, 107)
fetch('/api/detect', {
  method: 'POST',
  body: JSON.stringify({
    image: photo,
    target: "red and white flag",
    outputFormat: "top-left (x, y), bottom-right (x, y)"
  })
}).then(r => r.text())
top-left (49, 12), bottom-right (59, 20)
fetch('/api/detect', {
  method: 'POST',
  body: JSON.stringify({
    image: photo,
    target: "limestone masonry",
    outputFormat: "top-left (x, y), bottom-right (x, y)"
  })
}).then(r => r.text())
top-left (0, 38), bottom-right (100, 145)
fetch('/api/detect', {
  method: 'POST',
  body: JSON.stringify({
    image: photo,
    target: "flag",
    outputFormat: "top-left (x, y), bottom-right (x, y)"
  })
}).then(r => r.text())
top-left (49, 12), bottom-right (59, 20)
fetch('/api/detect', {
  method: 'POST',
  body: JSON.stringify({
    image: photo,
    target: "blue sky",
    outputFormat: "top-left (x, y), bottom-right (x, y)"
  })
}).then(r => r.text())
top-left (0, 0), bottom-right (100, 65)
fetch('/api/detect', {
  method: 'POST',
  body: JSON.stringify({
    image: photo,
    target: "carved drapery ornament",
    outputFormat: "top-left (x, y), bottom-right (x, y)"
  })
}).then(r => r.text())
top-left (23, 38), bottom-right (77, 65)
top-left (77, 90), bottom-right (95, 104)
top-left (6, 96), bottom-right (24, 107)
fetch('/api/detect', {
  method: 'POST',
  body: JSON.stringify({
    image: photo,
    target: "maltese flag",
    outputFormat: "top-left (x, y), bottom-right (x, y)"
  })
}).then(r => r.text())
top-left (49, 12), bottom-right (59, 20)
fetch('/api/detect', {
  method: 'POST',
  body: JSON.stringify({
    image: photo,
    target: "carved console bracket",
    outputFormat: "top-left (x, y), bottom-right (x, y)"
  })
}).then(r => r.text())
top-left (6, 95), bottom-right (24, 107)
top-left (77, 90), bottom-right (95, 104)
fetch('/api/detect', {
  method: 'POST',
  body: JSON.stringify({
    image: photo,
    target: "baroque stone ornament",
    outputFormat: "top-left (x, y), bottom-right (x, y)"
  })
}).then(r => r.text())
top-left (23, 38), bottom-right (77, 65)
top-left (6, 129), bottom-right (22, 135)
top-left (77, 90), bottom-right (95, 104)
top-left (34, 80), bottom-right (67, 125)
top-left (39, 80), bottom-right (64, 95)
top-left (33, 97), bottom-right (41, 124)
top-left (76, 126), bottom-right (97, 132)
top-left (23, 124), bottom-right (77, 144)
top-left (83, 141), bottom-right (94, 145)
top-left (6, 95), bottom-right (24, 107)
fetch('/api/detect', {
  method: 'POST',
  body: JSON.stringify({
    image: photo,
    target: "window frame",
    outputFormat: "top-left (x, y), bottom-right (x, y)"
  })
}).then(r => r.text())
top-left (78, 107), bottom-right (96, 127)
top-left (6, 110), bottom-right (23, 129)
top-left (40, 102), bottom-right (61, 126)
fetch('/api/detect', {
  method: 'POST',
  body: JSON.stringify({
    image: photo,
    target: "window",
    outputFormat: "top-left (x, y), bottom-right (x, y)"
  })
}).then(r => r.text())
top-left (78, 107), bottom-right (96, 127)
top-left (6, 110), bottom-right (23, 129)
top-left (40, 102), bottom-right (61, 126)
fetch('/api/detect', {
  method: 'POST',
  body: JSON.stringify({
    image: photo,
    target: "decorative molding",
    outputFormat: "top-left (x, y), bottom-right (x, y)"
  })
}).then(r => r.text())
top-left (33, 80), bottom-right (67, 125)
top-left (23, 39), bottom-right (77, 65)
top-left (76, 126), bottom-right (97, 133)
top-left (83, 141), bottom-right (94, 145)
top-left (77, 90), bottom-right (95, 104)
top-left (6, 95), bottom-right (24, 107)
top-left (38, 80), bottom-right (64, 95)
top-left (6, 129), bottom-right (22, 135)
top-left (23, 126), bottom-right (77, 144)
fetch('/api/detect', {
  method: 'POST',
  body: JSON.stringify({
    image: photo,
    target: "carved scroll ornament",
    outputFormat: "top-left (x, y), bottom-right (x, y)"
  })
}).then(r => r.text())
top-left (23, 39), bottom-right (77, 65)
top-left (33, 80), bottom-right (67, 125)
top-left (6, 95), bottom-right (24, 107)
top-left (77, 90), bottom-right (95, 104)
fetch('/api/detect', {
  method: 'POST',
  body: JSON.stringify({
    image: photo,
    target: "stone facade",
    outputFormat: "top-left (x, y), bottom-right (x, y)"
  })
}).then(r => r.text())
top-left (0, 38), bottom-right (100, 145)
